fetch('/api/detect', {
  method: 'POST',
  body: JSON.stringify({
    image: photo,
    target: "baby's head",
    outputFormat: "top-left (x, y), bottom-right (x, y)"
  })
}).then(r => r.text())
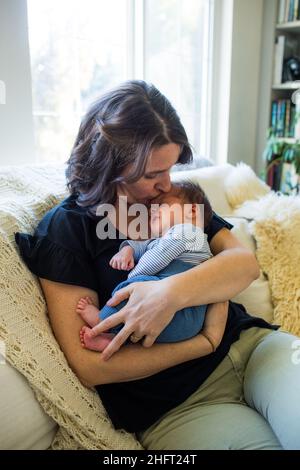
top-left (150, 180), bottom-right (213, 237)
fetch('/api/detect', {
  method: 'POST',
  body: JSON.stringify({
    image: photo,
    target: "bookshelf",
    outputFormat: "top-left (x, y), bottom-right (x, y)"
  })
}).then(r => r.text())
top-left (276, 20), bottom-right (300, 31)
top-left (272, 82), bottom-right (300, 89)
top-left (266, 0), bottom-right (300, 194)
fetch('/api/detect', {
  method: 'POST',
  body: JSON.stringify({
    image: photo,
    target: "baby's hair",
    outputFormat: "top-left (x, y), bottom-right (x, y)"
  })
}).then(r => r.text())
top-left (172, 180), bottom-right (213, 228)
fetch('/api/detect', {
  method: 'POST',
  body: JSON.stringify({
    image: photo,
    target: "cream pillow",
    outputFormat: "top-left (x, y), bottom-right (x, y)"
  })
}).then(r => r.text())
top-left (0, 360), bottom-right (57, 449)
top-left (224, 162), bottom-right (270, 209)
top-left (224, 217), bottom-right (274, 323)
top-left (171, 164), bottom-right (235, 216)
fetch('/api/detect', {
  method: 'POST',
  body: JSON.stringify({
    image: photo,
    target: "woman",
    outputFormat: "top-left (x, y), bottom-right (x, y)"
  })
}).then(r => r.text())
top-left (15, 80), bottom-right (300, 450)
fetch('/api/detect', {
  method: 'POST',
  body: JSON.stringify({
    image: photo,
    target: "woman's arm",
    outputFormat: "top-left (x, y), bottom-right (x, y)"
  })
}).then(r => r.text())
top-left (202, 300), bottom-right (229, 351)
top-left (169, 227), bottom-right (260, 309)
top-left (40, 278), bottom-right (226, 387)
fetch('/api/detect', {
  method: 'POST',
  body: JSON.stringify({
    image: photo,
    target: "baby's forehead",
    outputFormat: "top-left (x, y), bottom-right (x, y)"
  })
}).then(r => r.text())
top-left (153, 186), bottom-right (183, 204)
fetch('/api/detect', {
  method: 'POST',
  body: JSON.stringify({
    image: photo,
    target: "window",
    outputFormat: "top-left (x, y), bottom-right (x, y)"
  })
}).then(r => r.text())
top-left (144, 0), bottom-right (212, 160)
top-left (27, 0), bottom-right (213, 164)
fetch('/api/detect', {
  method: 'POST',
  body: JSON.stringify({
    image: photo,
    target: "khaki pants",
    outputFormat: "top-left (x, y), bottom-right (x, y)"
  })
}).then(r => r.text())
top-left (137, 327), bottom-right (300, 450)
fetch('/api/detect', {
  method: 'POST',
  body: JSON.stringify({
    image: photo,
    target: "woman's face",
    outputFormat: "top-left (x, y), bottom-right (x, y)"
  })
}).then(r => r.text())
top-left (118, 143), bottom-right (181, 206)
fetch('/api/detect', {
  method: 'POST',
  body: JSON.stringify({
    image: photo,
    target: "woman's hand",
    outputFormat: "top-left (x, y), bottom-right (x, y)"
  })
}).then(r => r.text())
top-left (90, 279), bottom-right (178, 360)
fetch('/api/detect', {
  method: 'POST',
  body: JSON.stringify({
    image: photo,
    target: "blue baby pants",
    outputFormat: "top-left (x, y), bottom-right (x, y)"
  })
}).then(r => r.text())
top-left (99, 259), bottom-right (207, 343)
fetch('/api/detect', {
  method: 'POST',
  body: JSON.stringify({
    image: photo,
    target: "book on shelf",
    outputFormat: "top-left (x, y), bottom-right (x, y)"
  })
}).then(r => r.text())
top-left (267, 162), bottom-right (275, 188)
top-left (273, 35), bottom-right (299, 85)
top-left (278, 0), bottom-right (286, 22)
top-left (266, 158), bottom-right (299, 194)
top-left (280, 162), bottom-right (300, 194)
top-left (266, 158), bottom-right (282, 191)
top-left (273, 35), bottom-right (285, 85)
top-left (278, 0), bottom-right (300, 23)
top-left (270, 99), bottom-right (298, 137)
top-left (274, 160), bottom-right (283, 191)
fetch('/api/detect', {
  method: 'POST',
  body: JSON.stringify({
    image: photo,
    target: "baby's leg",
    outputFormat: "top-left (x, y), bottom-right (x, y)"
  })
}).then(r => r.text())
top-left (76, 296), bottom-right (100, 327)
top-left (80, 326), bottom-right (115, 352)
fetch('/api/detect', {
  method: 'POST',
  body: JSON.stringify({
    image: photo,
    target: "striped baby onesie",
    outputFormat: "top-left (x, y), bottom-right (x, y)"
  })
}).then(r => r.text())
top-left (120, 223), bottom-right (213, 279)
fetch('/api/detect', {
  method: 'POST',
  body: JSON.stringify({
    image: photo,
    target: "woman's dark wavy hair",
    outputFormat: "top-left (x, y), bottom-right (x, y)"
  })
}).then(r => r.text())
top-left (66, 80), bottom-right (193, 216)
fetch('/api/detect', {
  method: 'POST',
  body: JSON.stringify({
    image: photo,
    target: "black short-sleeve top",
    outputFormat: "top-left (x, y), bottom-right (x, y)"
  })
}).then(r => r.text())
top-left (15, 194), bottom-right (279, 433)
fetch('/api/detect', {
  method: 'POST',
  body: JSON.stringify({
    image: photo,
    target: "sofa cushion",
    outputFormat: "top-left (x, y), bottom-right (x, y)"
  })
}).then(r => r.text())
top-left (224, 162), bottom-right (270, 209)
top-left (171, 164), bottom-right (235, 216)
top-left (0, 359), bottom-right (57, 449)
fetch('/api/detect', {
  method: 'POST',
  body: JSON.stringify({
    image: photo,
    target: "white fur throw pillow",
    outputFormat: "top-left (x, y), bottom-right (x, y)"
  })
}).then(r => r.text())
top-left (234, 193), bottom-right (300, 336)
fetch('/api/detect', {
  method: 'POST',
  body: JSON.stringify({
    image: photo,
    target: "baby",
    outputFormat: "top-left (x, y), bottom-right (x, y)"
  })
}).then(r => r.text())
top-left (77, 181), bottom-right (215, 352)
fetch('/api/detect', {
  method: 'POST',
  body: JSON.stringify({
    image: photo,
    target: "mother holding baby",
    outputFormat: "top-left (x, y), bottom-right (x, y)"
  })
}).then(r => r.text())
top-left (16, 80), bottom-right (300, 450)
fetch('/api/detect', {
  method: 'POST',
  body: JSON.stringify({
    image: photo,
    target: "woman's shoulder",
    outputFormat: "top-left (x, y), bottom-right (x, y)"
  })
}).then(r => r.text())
top-left (14, 194), bottom-right (100, 290)
top-left (31, 193), bottom-right (95, 253)
top-left (45, 193), bottom-right (90, 223)
top-left (34, 194), bottom-right (120, 257)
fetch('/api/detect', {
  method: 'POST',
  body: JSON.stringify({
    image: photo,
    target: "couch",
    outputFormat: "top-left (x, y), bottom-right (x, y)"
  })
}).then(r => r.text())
top-left (0, 162), bottom-right (297, 450)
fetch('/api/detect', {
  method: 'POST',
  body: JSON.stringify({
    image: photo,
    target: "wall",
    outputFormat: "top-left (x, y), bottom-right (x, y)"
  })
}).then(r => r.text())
top-left (226, 0), bottom-right (264, 170)
top-left (255, 0), bottom-right (278, 176)
top-left (0, 0), bottom-right (35, 165)
top-left (211, 0), bottom-right (273, 173)
top-left (210, 0), bottom-right (234, 165)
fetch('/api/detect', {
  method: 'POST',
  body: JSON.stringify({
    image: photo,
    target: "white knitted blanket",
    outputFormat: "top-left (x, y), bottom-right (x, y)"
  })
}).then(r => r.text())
top-left (0, 164), bottom-right (143, 450)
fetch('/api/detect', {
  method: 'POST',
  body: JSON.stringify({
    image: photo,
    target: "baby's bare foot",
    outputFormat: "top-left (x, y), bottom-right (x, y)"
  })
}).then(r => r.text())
top-left (76, 296), bottom-right (99, 327)
top-left (79, 325), bottom-right (114, 352)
